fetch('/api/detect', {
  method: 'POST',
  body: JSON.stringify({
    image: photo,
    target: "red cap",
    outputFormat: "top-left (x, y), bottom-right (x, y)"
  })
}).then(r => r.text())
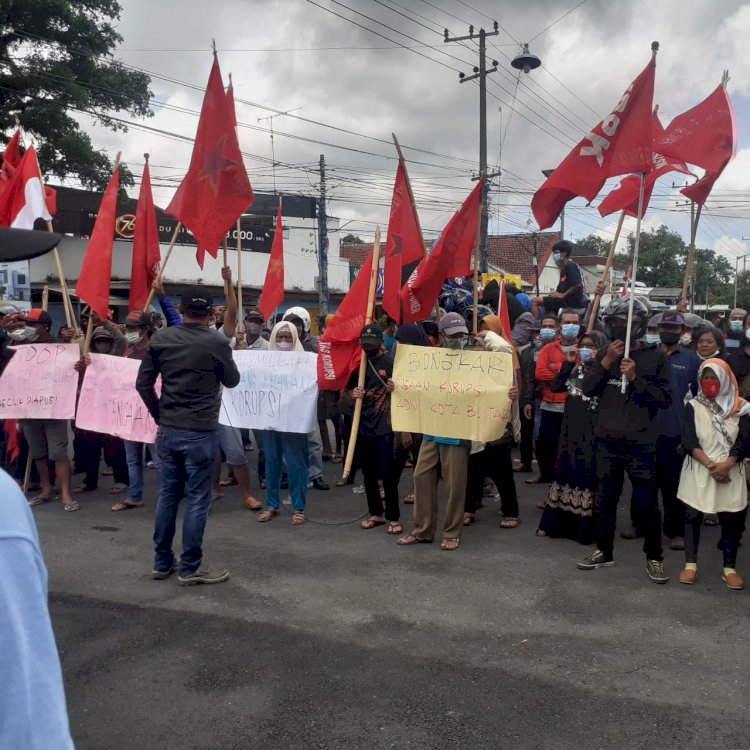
top-left (20, 309), bottom-right (53, 326)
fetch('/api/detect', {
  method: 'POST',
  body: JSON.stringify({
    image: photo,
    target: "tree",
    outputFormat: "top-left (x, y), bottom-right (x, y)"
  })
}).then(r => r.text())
top-left (341, 233), bottom-right (365, 245)
top-left (0, 1), bottom-right (153, 189)
top-left (575, 234), bottom-right (611, 257)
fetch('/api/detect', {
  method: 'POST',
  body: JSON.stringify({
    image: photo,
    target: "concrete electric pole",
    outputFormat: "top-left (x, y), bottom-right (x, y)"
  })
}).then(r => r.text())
top-left (318, 154), bottom-right (330, 316)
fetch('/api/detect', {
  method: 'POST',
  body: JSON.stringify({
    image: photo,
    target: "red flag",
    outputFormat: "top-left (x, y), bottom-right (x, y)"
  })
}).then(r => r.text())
top-left (532, 55), bottom-right (656, 230)
top-left (226, 77), bottom-right (237, 128)
top-left (0, 129), bottom-right (22, 195)
top-left (400, 179), bottom-right (484, 324)
top-left (129, 160), bottom-right (161, 311)
top-left (75, 164), bottom-right (119, 319)
top-left (258, 197), bottom-right (284, 321)
top-left (4, 418), bottom-right (20, 463)
top-left (318, 251), bottom-right (374, 390)
top-left (383, 160), bottom-right (424, 322)
top-left (166, 54), bottom-right (254, 268)
top-left (0, 147), bottom-right (52, 228)
top-left (498, 281), bottom-right (512, 345)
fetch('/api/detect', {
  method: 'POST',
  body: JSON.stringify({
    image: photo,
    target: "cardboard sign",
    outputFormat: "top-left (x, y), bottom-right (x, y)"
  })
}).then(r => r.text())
top-left (220, 350), bottom-right (319, 433)
top-left (0, 343), bottom-right (80, 419)
top-left (75, 354), bottom-right (159, 443)
top-left (390, 344), bottom-right (512, 442)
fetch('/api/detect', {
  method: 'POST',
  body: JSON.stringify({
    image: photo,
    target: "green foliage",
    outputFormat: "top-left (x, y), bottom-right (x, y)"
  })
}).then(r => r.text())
top-left (341, 234), bottom-right (365, 245)
top-left (575, 234), bottom-right (611, 257)
top-left (0, 0), bottom-right (153, 189)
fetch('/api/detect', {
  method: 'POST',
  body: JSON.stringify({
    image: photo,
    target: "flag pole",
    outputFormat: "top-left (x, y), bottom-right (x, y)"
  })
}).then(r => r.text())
top-left (622, 173), bottom-right (647, 393)
top-left (680, 201), bottom-right (702, 309)
top-left (587, 210), bottom-right (626, 332)
top-left (342, 226), bottom-right (382, 480)
top-left (236, 218), bottom-right (244, 332)
top-left (144, 222), bottom-right (182, 310)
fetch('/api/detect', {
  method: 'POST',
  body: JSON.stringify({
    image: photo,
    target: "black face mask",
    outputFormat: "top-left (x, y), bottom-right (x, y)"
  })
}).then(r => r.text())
top-left (362, 345), bottom-right (381, 358)
top-left (659, 332), bottom-right (680, 346)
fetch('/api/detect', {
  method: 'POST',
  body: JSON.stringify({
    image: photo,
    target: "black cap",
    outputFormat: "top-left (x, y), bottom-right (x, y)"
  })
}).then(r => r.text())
top-left (20, 309), bottom-right (53, 327)
top-left (245, 309), bottom-right (264, 322)
top-left (125, 310), bottom-right (152, 328)
top-left (181, 285), bottom-right (213, 313)
top-left (360, 323), bottom-right (384, 347)
top-left (91, 326), bottom-right (113, 341)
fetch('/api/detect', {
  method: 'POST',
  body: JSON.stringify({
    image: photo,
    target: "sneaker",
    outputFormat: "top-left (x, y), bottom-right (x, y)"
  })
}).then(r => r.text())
top-left (646, 559), bottom-right (669, 584)
top-left (669, 536), bottom-right (685, 551)
top-left (177, 568), bottom-right (230, 586)
top-left (620, 525), bottom-right (642, 539)
top-left (311, 476), bottom-right (330, 491)
top-left (151, 561), bottom-right (179, 580)
top-left (577, 549), bottom-right (614, 570)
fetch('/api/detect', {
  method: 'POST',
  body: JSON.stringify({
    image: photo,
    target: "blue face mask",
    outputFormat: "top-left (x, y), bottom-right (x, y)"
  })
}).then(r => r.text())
top-left (561, 323), bottom-right (579, 340)
top-left (731, 320), bottom-right (743, 332)
top-left (540, 328), bottom-right (556, 342)
top-left (645, 333), bottom-right (661, 345)
top-left (383, 334), bottom-right (396, 350)
top-left (579, 347), bottom-right (593, 363)
top-left (553, 253), bottom-right (564, 265)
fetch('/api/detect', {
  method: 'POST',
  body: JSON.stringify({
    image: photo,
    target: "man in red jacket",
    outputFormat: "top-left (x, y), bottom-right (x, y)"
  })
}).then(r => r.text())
top-left (528, 309), bottom-right (582, 484)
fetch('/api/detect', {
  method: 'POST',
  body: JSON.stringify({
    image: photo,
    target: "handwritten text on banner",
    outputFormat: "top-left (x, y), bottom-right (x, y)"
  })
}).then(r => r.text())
top-left (390, 344), bottom-right (512, 442)
top-left (0, 343), bottom-right (80, 419)
top-left (220, 350), bottom-right (319, 433)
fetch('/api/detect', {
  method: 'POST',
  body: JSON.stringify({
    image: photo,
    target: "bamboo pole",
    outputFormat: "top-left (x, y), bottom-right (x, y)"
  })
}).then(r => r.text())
top-left (342, 226), bottom-right (382, 480)
top-left (587, 210), bottom-right (626, 332)
top-left (236, 218), bottom-right (244, 332)
top-left (680, 202), bottom-right (702, 308)
top-left (144, 222), bottom-right (182, 310)
top-left (41, 285), bottom-right (49, 312)
top-left (22, 448), bottom-right (33, 496)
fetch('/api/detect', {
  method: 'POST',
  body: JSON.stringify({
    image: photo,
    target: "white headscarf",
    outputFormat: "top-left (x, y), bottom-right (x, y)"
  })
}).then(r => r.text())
top-left (268, 321), bottom-right (304, 352)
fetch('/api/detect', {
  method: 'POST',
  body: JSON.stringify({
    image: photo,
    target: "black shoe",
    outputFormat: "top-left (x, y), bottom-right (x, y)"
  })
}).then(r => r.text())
top-left (577, 549), bottom-right (614, 570)
top-left (151, 561), bottom-right (179, 580)
top-left (646, 559), bottom-right (669, 584)
top-left (620, 525), bottom-right (643, 540)
top-left (177, 568), bottom-right (230, 586)
top-left (312, 476), bottom-right (330, 491)
top-left (669, 536), bottom-right (685, 551)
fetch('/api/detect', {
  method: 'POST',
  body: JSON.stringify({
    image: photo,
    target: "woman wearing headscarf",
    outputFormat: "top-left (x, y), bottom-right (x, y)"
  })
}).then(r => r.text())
top-left (257, 321), bottom-right (309, 525)
top-left (536, 330), bottom-right (607, 544)
top-left (677, 358), bottom-right (750, 589)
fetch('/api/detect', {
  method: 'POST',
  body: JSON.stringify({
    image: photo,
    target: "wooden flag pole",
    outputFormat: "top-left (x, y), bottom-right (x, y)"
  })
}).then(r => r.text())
top-left (587, 210), bottom-right (626, 332)
top-left (144, 222), bottom-right (182, 310)
top-left (680, 202), bottom-right (702, 309)
top-left (236, 218), bottom-right (244, 332)
top-left (342, 226), bottom-right (382, 480)
top-left (41, 285), bottom-right (49, 312)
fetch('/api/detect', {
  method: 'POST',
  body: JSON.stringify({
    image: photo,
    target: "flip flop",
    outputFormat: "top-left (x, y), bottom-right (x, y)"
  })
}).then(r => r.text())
top-left (440, 537), bottom-right (461, 551)
top-left (360, 518), bottom-right (386, 529)
top-left (28, 494), bottom-right (55, 506)
top-left (63, 500), bottom-right (81, 512)
top-left (109, 483), bottom-right (127, 494)
top-left (111, 500), bottom-right (144, 511)
top-left (387, 522), bottom-right (403, 535)
top-left (500, 518), bottom-right (520, 529)
top-left (397, 534), bottom-right (432, 545)
top-left (219, 477), bottom-right (238, 487)
top-left (331, 454), bottom-right (343, 464)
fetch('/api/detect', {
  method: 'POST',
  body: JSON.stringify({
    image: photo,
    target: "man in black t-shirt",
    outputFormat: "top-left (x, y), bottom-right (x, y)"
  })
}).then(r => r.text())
top-left (532, 240), bottom-right (585, 316)
top-left (348, 323), bottom-right (401, 534)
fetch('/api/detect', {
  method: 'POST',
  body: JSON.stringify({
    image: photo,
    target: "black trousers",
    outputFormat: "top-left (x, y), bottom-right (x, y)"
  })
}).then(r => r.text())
top-left (356, 432), bottom-right (400, 521)
top-left (655, 434), bottom-right (685, 539)
top-left (595, 440), bottom-right (663, 561)
top-left (73, 427), bottom-right (128, 488)
top-left (519, 409), bottom-right (534, 469)
top-left (466, 442), bottom-right (519, 517)
top-left (536, 409), bottom-right (564, 481)
top-left (684, 503), bottom-right (747, 568)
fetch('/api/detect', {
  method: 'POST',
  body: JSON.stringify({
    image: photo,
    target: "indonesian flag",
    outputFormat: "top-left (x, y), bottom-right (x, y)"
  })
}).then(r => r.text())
top-left (75, 164), bottom-right (119, 319)
top-left (0, 129), bottom-right (22, 195)
top-left (318, 250), bottom-right (374, 390)
top-left (382, 159), bottom-right (424, 322)
top-left (129, 160), bottom-right (161, 311)
top-left (166, 53), bottom-right (254, 268)
top-left (3, 418), bottom-right (20, 464)
top-left (258, 197), bottom-right (284, 321)
top-left (400, 179), bottom-right (484, 324)
top-left (532, 55), bottom-right (656, 230)
top-left (0, 147), bottom-right (52, 229)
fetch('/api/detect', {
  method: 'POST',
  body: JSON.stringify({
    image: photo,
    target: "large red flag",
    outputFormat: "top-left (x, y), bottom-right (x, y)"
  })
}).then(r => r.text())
top-left (532, 55), bottom-right (656, 230)
top-left (0, 147), bottom-right (52, 228)
top-left (0, 129), bottom-right (22, 195)
top-left (400, 179), bottom-right (483, 324)
top-left (75, 164), bottom-right (119, 319)
top-left (383, 160), bottom-right (424, 322)
top-left (129, 160), bottom-right (161, 311)
top-left (318, 251), bottom-right (374, 390)
top-left (166, 54), bottom-right (254, 268)
top-left (258, 197), bottom-right (284, 321)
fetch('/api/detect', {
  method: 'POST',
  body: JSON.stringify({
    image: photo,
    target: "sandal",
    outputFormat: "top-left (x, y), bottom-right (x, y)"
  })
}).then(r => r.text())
top-left (500, 518), bottom-right (520, 529)
top-left (397, 534), bottom-right (432, 545)
top-left (219, 477), bottom-right (238, 487)
top-left (331, 453), bottom-right (343, 464)
top-left (703, 514), bottom-right (720, 526)
top-left (292, 512), bottom-right (306, 525)
top-left (28, 494), bottom-right (55, 507)
top-left (361, 518), bottom-right (386, 529)
top-left (335, 477), bottom-right (348, 487)
top-left (463, 513), bottom-right (475, 526)
top-left (535, 529), bottom-right (548, 537)
top-left (403, 494), bottom-right (415, 505)
top-left (387, 522), bottom-right (403, 535)
top-left (63, 500), bottom-right (80, 512)
top-left (111, 500), bottom-right (144, 511)
top-left (257, 509), bottom-right (279, 523)
top-left (440, 537), bottom-right (461, 551)
top-left (109, 483), bottom-right (127, 494)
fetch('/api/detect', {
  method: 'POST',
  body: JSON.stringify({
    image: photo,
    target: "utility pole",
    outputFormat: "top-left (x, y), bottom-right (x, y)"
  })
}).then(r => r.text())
top-left (446, 23), bottom-right (500, 274)
top-left (318, 154), bottom-right (330, 316)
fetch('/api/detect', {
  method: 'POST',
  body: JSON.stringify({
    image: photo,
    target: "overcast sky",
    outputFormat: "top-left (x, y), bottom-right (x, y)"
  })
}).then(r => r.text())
top-left (80, 0), bottom-right (750, 264)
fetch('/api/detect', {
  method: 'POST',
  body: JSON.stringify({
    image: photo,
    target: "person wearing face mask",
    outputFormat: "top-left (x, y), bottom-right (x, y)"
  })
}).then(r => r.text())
top-left (537, 331), bottom-right (607, 544)
top-left (577, 297), bottom-right (672, 584)
top-left (397, 312), bottom-right (472, 551)
top-left (725, 312), bottom-right (750, 399)
top-left (256, 322), bottom-right (309, 526)
top-left (531, 240), bottom-right (585, 317)
top-left (695, 327), bottom-right (724, 361)
top-left (243, 309), bottom-right (269, 351)
top-left (516, 320), bottom-right (544, 473)
top-left (677, 360), bottom-right (750, 590)
top-left (724, 308), bottom-right (747, 351)
top-left (529, 310), bottom-right (582, 486)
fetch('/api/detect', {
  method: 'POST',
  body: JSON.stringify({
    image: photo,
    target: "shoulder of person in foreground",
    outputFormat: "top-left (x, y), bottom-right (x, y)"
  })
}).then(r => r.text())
top-left (210, 329), bottom-right (241, 387)
top-left (0, 469), bottom-right (75, 750)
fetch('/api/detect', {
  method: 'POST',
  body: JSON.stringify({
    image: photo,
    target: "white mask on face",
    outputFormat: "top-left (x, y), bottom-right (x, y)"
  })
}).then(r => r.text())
top-left (276, 341), bottom-right (293, 351)
top-left (7, 329), bottom-right (28, 341)
top-left (125, 331), bottom-right (143, 344)
top-left (680, 333), bottom-right (693, 347)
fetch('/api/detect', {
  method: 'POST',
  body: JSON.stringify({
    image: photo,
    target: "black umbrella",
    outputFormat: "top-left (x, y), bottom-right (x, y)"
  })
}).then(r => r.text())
top-left (0, 226), bottom-right (63, 262)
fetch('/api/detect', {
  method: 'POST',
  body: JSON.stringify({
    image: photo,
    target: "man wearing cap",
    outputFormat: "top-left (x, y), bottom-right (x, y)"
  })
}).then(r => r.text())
top-left (136, 284), bottom-right (240, 585)
top-left (397, 312), bottom-right (472, 551)
top-left (532, 240), bottom-right (585, 317)
top-left (243, 309), bottom-right (269, 351)
top-left (725, 308), bottom-right (747, 352)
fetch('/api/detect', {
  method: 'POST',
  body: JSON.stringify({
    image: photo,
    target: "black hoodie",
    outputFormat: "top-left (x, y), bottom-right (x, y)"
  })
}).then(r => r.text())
top-left (580, 343), bottom-right (672, 445)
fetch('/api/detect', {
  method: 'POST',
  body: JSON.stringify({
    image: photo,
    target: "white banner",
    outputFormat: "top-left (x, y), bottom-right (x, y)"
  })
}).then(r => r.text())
top-left (220, 350), bottom-right (319, 433)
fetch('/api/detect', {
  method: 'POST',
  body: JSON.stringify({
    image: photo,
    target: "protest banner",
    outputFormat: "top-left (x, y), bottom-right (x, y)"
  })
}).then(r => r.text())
top-left (391, 343), bottom-right (512, 442)
top-left (220, 350), bottom-right (318, 433)
top-left (75, 354), bottom-right (159, 443)
top-left (0, 343), bottom-right (79, 419)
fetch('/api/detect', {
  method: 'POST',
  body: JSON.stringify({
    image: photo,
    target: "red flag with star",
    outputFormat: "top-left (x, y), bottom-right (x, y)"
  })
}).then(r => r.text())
top-left (258, 197), bottom-right (284, 321)
top-left (129, 159), bottom-right (161, 311)
top-left (166, 54), bottom-right (254, 268)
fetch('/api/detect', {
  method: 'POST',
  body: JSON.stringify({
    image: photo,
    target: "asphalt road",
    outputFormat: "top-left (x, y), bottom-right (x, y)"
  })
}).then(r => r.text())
top-left (32, 452), bottom-right (750, 750)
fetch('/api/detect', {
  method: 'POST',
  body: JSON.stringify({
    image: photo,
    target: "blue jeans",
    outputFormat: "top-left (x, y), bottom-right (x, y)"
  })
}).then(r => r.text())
top-left (153, 426), bottom-right (219, 576)
top-left (307, 429), bottom-right (323, 480)
top-left (263, 431), bottom-right (308, 512)
top-left (125, 439), bottom-right (161, 501)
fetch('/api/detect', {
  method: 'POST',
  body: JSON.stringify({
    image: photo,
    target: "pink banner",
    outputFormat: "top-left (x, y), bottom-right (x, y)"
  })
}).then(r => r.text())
top-left (0, 343), bottom-right (80, 419)
top-left (75, 354), bottom-right (158, 444)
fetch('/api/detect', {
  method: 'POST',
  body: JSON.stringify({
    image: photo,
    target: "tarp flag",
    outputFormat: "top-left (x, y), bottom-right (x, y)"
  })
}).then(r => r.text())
top-left (655, 78), bottom-right (736, 206)
top-left (532, 55), bottom-right (656, 230)
top-left (598, 110), bottom-right (694, 219)
top-left (318, 250), bottom-right (373, 390)
top-left (400, 178), bottom-right (484, 324)
top-left (0, 147), bottom-right (53, 229)
top-left (129, 159), bottom-right (161, 311)
top-left (258, 197), bottom-right (284, 321)
top-left (75, 163), bottom-right (119, 319)
top-left (166, 53), bottom-right (254, 268)
top-left (383, 159), bottom-right (424, 322)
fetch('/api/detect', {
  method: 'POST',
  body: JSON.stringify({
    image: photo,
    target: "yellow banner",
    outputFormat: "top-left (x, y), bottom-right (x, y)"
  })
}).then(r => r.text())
top-left (391, 344), bottom-right (513, 442)
top-left (482, 272), bottom-right (522, 290)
